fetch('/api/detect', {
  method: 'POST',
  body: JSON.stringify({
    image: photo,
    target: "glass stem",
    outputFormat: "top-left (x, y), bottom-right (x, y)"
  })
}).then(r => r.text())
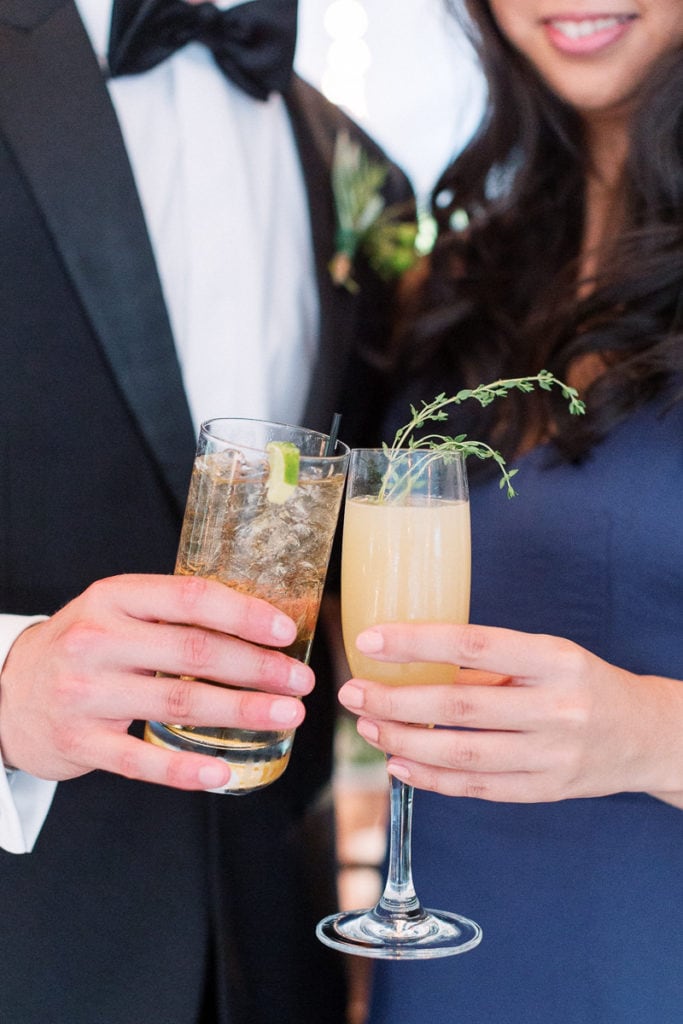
top-left (376, 775), bottom-right (421, 918)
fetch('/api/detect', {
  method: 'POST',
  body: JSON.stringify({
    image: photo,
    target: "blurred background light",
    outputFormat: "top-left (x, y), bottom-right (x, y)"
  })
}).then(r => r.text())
top-left (320, 1), bottom-right (372, 117)
top-left (323, 0), bottom-right (369, 39)
top-left (297, 0), bottom-right (486, 203)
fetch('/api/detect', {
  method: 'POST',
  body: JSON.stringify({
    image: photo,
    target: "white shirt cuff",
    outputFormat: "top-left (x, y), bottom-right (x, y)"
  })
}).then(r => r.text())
top-left (0, 615), bottom-right (57, 854)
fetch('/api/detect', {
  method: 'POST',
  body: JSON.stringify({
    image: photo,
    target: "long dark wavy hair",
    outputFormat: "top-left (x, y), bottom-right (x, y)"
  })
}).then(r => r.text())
top-left (392, 0), bottom-right (683, 462)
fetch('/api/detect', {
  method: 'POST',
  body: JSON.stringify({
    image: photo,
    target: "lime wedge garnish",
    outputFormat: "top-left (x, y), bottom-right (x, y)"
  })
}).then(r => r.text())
top-left (266, 441), bottom-right (300, 504)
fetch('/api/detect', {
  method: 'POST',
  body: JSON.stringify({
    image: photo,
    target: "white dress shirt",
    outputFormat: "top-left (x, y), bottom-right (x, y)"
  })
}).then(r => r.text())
top-left (0, 0), bottom-right (319, 853)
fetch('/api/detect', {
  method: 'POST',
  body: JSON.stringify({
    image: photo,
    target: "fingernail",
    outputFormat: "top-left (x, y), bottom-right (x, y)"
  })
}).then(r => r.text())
top-left (339, 682), bottom-right (365, 710)
top-left (199, 764), bottom-right (230, 788)
top-left (387, 761), bottom-right (411, 782)
top-left (357, 629), bottom-right (384, 654)
top-left (270, 698), bottom-right (300, 724)
top-left (357, 718), bottom-right (379, 743)
top-left (272, 615), bottom-right (295, 642)
top-left (288, 663), bottom-right (313, 694)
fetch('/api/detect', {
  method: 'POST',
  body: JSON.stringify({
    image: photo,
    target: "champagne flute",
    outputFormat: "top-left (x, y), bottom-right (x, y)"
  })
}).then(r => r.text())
top-left (317, 447), bottom-right (482, 958)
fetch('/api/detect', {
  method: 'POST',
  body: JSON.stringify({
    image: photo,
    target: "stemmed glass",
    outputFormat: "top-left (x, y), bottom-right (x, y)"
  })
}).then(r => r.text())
top-left (317, 447), bottom-right (482, 958)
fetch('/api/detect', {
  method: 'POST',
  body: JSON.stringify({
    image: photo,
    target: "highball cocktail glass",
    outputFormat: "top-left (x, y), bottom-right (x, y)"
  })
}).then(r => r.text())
top-left (145, 418), bottom-right (350, 794)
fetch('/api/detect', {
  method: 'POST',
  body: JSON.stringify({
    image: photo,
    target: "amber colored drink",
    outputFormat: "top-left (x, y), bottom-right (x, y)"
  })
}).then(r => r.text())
top-left (145, 418), bottom-right (349, 794)
top-left (342, 496), bottom-right (471, 686)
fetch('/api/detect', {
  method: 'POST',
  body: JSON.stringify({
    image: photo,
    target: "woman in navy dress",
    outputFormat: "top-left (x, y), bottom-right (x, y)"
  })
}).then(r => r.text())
top-left (338, 1), bottom-right (683, 1020)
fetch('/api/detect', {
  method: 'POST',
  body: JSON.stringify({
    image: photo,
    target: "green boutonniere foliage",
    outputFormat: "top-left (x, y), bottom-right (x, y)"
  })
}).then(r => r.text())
top-left (329, 131), bottom-right (420, 292)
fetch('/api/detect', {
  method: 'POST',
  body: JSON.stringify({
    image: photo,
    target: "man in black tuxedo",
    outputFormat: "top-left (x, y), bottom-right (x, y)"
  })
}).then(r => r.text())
top-left (0, 2), bottom-right (412, 1021)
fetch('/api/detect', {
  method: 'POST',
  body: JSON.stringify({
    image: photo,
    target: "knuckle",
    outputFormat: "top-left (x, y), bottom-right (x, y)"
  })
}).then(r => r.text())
top-left (555, 687), bottom-right (592, 733)
top-left (253, 646), bottom-right (288, 689)
top-left (375, 691), bottom-right (393, 719)
top-left (59, 621), bottom-right (108, 660)
top-left (53, 723), bottom-right (85, 760)
top-left (463, 775), bottom-right (490, 800)
top-left (252, 644), bottom-right (277, 682)
top-left (555, 747), bottom-right (584, 787)
top-left (51, 670), bottom-right (92, 711)
top-left (164, 755), bottom-right (192, 789)
top-left (554, 637), bottom-right (589, 678)
top-left (118, 748), bottom-right (143, 780)
top-left (230, 689), bottom-right (259, 727)
top-left (165, 677), bottom-right (198, 721)
top-left (459, 625), bottom-right (490, 663)
top-left (176, 575), bottom-right (211, 615)
top-left (240, 593), bottom-right (266, 634)
top-left (445, 742), bottom-right (480, 770)
top-left (382, 689), bottom-right (404, 721)
top-left (442, 691), bottom-right (477, 724)
top-left (419, 770), bottom-right (440, 793)
top-left (181, 627), bottom-right (215, 673)
top-left (80, 576), bottom-right (113, 607)
top-left (560, 697), bottom-right (590, 731)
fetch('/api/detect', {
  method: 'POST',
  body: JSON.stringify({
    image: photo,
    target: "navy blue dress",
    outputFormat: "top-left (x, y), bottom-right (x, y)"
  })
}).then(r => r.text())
top-left (369, 394), bottom-right (683, 1024)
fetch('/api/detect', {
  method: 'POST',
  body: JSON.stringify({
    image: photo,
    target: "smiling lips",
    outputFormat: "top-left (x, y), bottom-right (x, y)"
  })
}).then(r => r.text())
top-left (543, 13), bottom-right (637, 54)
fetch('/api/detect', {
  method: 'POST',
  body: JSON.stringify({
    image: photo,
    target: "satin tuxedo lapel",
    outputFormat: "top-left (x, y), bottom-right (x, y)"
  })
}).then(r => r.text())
top-left (283, 77), bottom-right (357, 432)
top-left (0, 0), bottom-right (195, 513)
top-left (284, 76), bottom-right (413, 442)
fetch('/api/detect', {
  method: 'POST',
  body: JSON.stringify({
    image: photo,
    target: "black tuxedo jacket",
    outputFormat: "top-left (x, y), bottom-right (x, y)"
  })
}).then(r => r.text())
top-left (0, 3), bottom-right (412, 1022)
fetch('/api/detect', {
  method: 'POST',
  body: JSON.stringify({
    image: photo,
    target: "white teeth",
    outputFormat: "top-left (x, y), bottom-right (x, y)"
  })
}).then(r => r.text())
top-left (550, 16), bottom-right (626, 39)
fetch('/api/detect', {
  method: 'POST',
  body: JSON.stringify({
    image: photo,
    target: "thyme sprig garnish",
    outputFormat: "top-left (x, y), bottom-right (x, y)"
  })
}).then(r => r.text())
top-left (379, 371), bottom-right (586, 500)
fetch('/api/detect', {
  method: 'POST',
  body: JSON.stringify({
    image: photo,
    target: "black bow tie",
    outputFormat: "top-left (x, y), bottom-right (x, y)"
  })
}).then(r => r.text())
top-left (107, 0), bottom-right (298, 100)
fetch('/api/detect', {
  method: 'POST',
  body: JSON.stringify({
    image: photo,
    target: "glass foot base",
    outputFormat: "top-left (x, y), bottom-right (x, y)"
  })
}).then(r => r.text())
top-left (316, 905), bottom-right (482, 960)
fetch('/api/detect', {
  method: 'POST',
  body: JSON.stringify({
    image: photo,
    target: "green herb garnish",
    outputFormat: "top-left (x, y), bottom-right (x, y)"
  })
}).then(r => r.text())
top-left (380, 371), bottom-right (586, 501)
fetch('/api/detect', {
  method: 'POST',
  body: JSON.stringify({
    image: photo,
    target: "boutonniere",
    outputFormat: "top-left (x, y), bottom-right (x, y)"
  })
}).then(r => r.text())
top-left (329, 131), bottom-right (421, 293)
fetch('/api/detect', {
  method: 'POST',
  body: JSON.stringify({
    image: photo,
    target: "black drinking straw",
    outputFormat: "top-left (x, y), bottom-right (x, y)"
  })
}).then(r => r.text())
top-left (324, 412), bottom-right (342, 456)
